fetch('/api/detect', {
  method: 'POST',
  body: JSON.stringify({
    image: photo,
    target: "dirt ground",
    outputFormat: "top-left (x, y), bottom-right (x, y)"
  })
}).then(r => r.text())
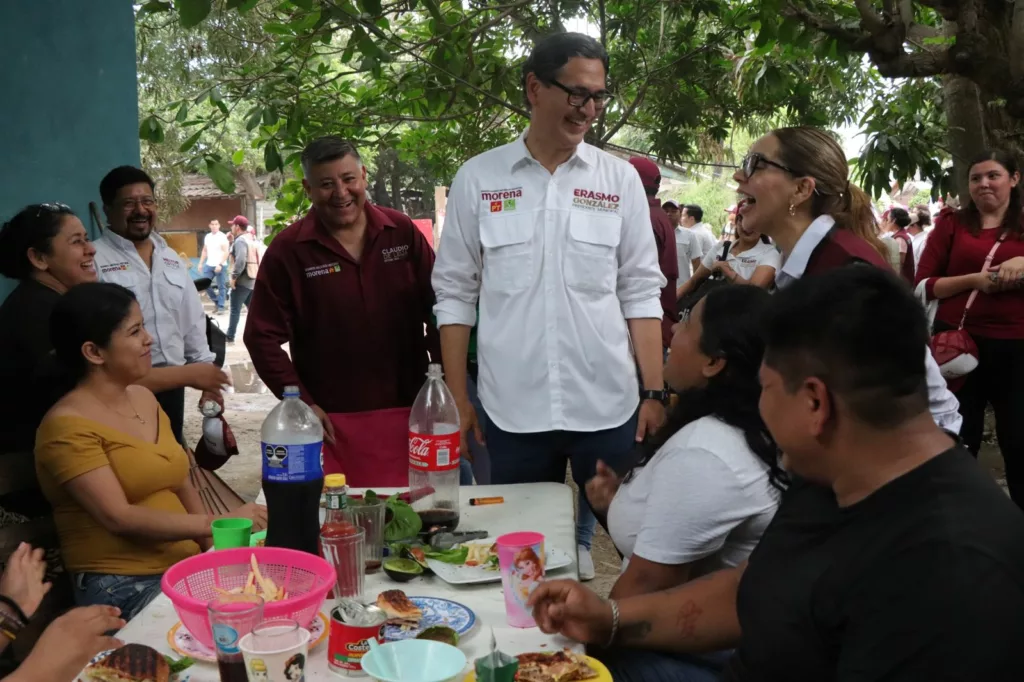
top-left (189, 304), bottom-right (1006, 599)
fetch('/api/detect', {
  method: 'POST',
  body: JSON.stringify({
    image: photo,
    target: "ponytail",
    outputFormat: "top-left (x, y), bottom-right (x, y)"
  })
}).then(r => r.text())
top-left (816, 182), bottom-right (889, 263)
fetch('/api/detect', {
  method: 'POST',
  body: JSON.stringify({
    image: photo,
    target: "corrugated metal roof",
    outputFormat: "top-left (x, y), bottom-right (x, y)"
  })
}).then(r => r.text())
top-left (181, 174), bottom-right (243, 199)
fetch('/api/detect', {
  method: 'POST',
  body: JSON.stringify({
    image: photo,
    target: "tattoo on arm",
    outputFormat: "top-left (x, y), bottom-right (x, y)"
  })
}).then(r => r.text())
top-left (675, 601), bottom-right (703, 640)
top-left (617, 620), bottom-right (652, 644)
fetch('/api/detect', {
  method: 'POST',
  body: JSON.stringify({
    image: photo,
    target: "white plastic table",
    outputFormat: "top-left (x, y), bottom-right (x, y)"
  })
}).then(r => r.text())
top-left (114, 483), bottom-right (581, 680)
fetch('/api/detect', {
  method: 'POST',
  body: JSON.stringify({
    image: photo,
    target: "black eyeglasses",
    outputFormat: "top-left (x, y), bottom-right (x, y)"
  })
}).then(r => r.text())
top-left (740, 153), bottom-right (801, 180)
top-left (547, 79), bottom-right (614, 110)
top-left (35, 202), bottom-right (72, 218)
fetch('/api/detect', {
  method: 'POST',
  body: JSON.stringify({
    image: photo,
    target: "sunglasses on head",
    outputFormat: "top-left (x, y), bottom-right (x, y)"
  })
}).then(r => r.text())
top-left (35, 202), bottom-right (72, 218)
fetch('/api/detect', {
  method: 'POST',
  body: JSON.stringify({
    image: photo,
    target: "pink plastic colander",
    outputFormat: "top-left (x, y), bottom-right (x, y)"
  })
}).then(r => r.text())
top-left (161, 547), bottom-right (335, 649)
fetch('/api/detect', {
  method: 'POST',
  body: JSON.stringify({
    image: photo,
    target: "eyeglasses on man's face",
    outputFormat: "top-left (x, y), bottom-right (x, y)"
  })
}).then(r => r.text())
top-left (119, 196), bottom-right (157, 212)
top-left (547, 79), bottom-right (614, 110)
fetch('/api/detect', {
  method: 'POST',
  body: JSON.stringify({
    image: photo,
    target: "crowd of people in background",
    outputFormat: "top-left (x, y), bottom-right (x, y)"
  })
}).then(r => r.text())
top-left (0, 28), bottom-right (1022, 682)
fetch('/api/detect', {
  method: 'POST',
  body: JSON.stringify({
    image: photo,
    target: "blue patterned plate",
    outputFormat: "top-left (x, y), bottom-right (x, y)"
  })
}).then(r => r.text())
top-left (84, 649), bottom-right (192, 681)
top-left (382, 596), bottom-right (476, 641)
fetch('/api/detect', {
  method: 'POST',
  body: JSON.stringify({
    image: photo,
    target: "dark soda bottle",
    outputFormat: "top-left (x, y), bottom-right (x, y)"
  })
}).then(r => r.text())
top-left (262, 386), bottom-right (324, 555)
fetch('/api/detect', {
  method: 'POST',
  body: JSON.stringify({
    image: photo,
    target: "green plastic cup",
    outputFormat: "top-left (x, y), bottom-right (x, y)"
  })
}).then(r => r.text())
top-left (211, 518), bottom-right (253, 550)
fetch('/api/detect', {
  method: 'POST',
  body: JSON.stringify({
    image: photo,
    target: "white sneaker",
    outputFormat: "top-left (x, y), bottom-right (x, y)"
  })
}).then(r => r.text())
top-left (578, 545), bottom-right (596, 581)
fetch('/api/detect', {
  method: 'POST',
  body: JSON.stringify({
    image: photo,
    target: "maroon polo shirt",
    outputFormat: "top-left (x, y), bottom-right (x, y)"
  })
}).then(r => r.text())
top-left (244, 203), bottom-right (440, 413)
top-left (648, 197), bottom-right (680, 348)
top-left (893, 228), bottom-right (916, 283)
top-left (804, 226), bottom-right (889, 276)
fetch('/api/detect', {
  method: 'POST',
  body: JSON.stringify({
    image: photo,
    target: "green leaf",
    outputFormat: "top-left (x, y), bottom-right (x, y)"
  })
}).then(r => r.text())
top-left (265, 142), bottom-right (284, 172)
top-left (177, 0), bottom-right (212, 28)
top-left (179, 130), bottom-right (203, 152)
top-left (138, 1), bottom-right (172, 15)
top-left (245, 109), bottom-right (263, 131)
top-left (359, 0), bottom-right (383, 15)
top-left (232, 150), bottom-right (246, 165)
top-left (174, 102), bottom-right (189, 123)
top-left (263, 108), bottom-right (279, 126)
top-left (290, 0), bottom-right (314, 8)
top-left (138, 115), bottom-right (165, 144)
top-left (229, 0), bottom-right (260, 10)
top-left (206, 158), bottom-right (236, 194)
top-left (264, 22), bottom-right (293, 35)
top-left (286, 103), bottom-right (304, 137)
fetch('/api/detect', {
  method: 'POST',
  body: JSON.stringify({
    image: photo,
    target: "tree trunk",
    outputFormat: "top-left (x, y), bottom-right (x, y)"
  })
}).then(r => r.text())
top-left (373, 172), bottom-right (390, 207)
top-left (942, 73), bottom-right (987, 200)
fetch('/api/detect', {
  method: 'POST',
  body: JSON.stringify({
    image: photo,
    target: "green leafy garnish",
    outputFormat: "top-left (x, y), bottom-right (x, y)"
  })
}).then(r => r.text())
top-left (165, 655), bottom-right (195, 674)
top-left (423, 545), bottom-right (469, 564)
top-left (364, 489), bottom-right (380, 504)
top-left (383, 495), bottom-right (422, 542)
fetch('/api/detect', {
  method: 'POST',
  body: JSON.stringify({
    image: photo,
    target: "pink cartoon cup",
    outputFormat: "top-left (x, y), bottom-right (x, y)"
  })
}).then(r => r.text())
top-left (496, 532), bottom-right (546, 628)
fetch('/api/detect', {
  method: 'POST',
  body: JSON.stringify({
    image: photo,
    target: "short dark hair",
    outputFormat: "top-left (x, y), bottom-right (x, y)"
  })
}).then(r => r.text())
top-left (51, 282), bottom-right (137, 384)
top-left (763, 265), bottom-right (929, 429)
top-left (0, 204), bottom-right (78, 280)
top-left (683, 204), bottom-right (704, 222)
top-left (301, 136), bottom-right (362, 177)
top-left (100, 166), bottom-right (155, 207)
top-left (888, 207), bottom-right (912, 229)
top-left (521, 32), bottom-right (609, 108)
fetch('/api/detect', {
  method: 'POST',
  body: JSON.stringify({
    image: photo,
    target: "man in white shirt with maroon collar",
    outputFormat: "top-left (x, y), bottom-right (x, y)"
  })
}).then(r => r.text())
top-left (433, 32), bottom-right (667, 580)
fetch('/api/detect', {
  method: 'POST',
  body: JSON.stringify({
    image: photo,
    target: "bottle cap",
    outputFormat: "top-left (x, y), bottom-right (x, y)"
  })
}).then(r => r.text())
top-left (324, 473), bottom-right (347, 488)
top-left (283, 385), bottom-right (300, 397)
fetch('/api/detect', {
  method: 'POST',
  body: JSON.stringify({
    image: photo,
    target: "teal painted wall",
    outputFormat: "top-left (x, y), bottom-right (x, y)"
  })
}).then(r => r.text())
top-left (0, 0), bottom-right (140, 298)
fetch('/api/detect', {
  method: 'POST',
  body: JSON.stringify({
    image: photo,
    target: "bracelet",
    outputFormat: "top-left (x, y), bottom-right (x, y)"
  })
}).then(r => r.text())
top-left (604, 599), bottom-right (620, 648)
top-left (0, 596), bottom-right (28, 627)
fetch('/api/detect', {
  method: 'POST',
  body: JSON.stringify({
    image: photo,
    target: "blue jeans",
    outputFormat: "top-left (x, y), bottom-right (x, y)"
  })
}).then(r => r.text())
top-left (227, 285), bottom-right (252, 341)
top-left (600, 648), bottom-right (730, 682)
top-left (74, 572), bottom-right (163, 622)
top-left (484, 410), bottom-right (638, 549)
top-left (203, 264), bottom-right (228, 310)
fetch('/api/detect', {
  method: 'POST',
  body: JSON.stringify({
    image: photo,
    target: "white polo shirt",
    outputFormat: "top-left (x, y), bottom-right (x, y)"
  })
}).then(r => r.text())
top-left (93, 230), bottom-right (215, 368)
top-left (701, 239), bottom-right (782, 280)
top-left (691, 222), bottom-right (716, 257)
top-left (675, 226), bottom-right (701, 280)
top-left (775, 215), bottom-right (962, 433)
top-left (432, 132), bottom-right (665, 433)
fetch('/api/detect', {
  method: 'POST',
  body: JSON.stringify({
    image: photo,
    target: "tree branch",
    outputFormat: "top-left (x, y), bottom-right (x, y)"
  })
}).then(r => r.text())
top-left (853, 0), bottom-right (887, 35)
top-left (783, 3), bottom-right (873, 50)
top-left (1011, 0), bottom-right (1024, 80)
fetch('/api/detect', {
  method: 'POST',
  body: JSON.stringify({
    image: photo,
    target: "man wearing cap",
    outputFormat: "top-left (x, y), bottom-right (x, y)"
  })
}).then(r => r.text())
top-left (244, 136), bottom-right (440, 486)
top-left (628, 157), bottom-right (678, 352)
top-left (432, 32), bottom-right (667, 580)
top-left (226, 215), bottom-right (256, 342)
top-left (664, 199), bottom-right (702, 282)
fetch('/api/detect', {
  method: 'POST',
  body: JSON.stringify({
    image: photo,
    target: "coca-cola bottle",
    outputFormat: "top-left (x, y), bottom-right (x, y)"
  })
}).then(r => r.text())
top-left (409, 364), bottom-right (461, 532)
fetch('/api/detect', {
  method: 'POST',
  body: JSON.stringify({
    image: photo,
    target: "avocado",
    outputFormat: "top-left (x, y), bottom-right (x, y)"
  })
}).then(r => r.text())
top-left (416, 625), bottom-right (459, 646)
top-left (383, 557), bottom-right (424, 582)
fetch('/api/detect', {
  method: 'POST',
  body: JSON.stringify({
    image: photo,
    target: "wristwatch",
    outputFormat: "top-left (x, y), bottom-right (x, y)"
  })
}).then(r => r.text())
top-left (640, 389), bottom-right (669, 405)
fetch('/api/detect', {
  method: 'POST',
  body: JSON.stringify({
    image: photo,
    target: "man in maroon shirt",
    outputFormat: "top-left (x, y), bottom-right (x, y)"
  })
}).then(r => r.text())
top-left (628, 157), bottom-right (679, 350)
top-left (244, 136), bottom-right (439, 484)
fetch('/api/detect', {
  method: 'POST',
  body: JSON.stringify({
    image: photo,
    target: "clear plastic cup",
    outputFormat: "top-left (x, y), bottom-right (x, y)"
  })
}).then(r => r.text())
top-left (349, 500), bottom-right (386, 574)
top-left (321, 527), bottom-right (366, 602)
top-left (207, 594), bottom-right (264, 682)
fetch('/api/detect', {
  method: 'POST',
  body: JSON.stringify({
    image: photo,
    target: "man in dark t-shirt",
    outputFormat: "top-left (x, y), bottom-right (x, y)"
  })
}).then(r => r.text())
top-left (526, 266), bottom-right (1024, 682)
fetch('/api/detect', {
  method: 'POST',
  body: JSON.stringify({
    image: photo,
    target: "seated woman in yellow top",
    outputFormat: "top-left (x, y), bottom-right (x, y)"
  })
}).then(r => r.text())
top-left (35, 282), bottom-right (266, 621)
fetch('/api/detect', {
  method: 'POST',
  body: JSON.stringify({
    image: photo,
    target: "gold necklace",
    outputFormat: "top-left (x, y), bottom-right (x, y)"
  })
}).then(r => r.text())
top-left (92, 390), bottom-right (146, 425)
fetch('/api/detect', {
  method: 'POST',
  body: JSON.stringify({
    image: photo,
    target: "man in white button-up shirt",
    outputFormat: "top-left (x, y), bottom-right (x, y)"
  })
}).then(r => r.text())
top-left (432, 33), bottom-right (667, 580)
top-left (93, 166), bottom-right (230, 443)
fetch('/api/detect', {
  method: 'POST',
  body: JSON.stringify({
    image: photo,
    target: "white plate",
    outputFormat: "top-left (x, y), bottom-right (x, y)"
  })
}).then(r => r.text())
top-left (426, 547), bottom-right (573, 585)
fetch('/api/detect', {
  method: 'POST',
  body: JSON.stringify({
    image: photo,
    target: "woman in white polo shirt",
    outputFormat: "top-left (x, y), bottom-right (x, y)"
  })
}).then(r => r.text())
top-left (675, 211), bottom-right (781, 301)
top-left (587, 284), bottom-right (786, 600)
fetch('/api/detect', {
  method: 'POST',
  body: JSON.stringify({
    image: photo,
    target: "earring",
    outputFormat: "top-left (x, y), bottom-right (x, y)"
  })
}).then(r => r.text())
top-left (788, 203), bottom-right (796, 217)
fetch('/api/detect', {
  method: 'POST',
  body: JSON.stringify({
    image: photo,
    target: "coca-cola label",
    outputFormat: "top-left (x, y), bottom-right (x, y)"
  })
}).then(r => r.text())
top-left (408, 432), bottom-right (460, 472)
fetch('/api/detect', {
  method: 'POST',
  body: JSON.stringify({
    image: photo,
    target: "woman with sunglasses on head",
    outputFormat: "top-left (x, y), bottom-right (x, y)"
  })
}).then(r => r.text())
top-left (675, 210), bottom-right (780, 302)
top-left (731, 126), bottom-right (963, 433)
top-left (915, 151), bottom-right (1024, 508)
top-left (34, 283), bottom-right (265, 620)
top-left (0, 204), bottom-right (97, 511)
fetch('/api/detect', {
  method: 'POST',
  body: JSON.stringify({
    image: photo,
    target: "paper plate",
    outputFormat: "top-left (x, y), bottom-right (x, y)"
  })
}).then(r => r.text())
top-left (463, 654), bottom-right (612, 682)
top-left (382, 596), bottom-right (476, 641)
top-left (427, 547), bottom-right (573, 585)
top-left (167, 611), bottom-right (328, 663)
